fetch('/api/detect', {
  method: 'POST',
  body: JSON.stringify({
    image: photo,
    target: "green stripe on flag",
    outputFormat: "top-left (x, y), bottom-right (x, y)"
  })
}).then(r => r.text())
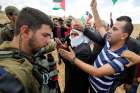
top-left (112, 0), bottom-right (128, 5)
top-left (53, 0), bottom-right (62, 2)
top-left (53, 3), bottom-right (61, 10)
top-left (53, 7), bottom-right (62, 10)
top-left (80, 16), bottom-right (86, 25)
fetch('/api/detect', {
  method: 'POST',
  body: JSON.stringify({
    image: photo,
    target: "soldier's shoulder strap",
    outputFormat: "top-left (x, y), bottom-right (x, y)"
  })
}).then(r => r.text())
top-left (0, 50), bottom-right (19, 58)
top-left (0, 50), bottom-right (32, 62)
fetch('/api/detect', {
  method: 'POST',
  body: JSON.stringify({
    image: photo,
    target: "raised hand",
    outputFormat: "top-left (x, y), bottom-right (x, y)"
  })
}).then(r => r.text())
top-left (90, 0), bottom-right (97, 9)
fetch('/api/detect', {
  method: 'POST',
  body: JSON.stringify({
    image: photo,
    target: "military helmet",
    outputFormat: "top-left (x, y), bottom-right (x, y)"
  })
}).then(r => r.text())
top-left (5, 6), bottom-right (19, 16)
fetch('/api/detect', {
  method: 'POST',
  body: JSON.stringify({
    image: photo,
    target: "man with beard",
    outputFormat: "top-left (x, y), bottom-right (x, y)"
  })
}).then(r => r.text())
top-left (0, 7), bottom-right (53, 93)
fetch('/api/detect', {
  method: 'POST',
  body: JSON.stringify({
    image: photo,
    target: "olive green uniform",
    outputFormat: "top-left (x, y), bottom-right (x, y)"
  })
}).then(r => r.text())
top-left (0, 41), bottom-right (40, 93)
top-left (0, 23), bottom-right (14, 44)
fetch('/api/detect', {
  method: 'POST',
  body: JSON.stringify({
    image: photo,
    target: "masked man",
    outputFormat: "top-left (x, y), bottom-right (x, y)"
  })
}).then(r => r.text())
top-left (62, 23), bottom-right (92, 93)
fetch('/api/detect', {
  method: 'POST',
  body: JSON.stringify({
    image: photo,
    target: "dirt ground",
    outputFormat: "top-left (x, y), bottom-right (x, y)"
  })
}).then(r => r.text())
top-left (131, 24), bottom-right (140, 38)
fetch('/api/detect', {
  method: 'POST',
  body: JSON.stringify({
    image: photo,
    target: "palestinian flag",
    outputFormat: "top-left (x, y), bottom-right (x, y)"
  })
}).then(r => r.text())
top-left (85, 11), bottom-right (92, 23)
top-left (112, 0), bottom-right (128, 5)
top-left (53, 0), bottom-right (65, 10)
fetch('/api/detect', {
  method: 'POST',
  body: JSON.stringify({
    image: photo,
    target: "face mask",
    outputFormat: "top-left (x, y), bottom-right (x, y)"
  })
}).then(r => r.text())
top-left (83, 36), bottom-right (90, 43)
top-left (70, 36), bottom-right (84, 47)
top-left (70, 29), bottom-right (90, 47)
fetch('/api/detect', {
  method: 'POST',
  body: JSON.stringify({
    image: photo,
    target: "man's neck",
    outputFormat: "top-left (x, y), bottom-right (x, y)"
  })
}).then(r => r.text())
top-left (110, 41), bottom-right (126, 52)
top-left (10, 36), bottom-right (32, 55)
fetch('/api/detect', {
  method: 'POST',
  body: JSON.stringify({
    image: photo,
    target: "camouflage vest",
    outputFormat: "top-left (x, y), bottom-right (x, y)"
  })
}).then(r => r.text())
top-left (0, 23), bottom-right (14, 44)
top-left (0, 41), bottom-right (40, 93)
top-left (0, 41), bottom-right (60, 93)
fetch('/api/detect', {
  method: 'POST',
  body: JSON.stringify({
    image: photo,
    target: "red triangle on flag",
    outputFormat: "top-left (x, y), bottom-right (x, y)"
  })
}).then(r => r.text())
top-left (60, 0), bottom-right (65, 10)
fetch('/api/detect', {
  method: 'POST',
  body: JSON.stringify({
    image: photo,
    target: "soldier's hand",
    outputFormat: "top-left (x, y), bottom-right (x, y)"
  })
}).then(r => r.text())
top-left (121, 50), bottom-right (140, 67)
top-left (121, 50), bottom-right (133, 59)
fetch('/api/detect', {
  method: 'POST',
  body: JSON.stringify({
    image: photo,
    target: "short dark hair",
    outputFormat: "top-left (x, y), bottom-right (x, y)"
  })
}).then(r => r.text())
top-left (116, 16), bottom-right (133, 37)
top-left (15, 7), bottom-right (54, 35)
top-left (53, 18), bottom-right (58, 21)
top-left (58, 17), bottom-right (64, 22)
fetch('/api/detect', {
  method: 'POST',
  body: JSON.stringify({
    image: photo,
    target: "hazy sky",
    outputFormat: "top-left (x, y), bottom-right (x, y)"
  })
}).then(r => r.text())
top-left (0, 0), bottom-right (140, 23)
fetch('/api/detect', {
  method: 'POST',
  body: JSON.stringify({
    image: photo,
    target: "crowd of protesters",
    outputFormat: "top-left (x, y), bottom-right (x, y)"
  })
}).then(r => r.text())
top-left (0, 0), bottom-right (140, 93)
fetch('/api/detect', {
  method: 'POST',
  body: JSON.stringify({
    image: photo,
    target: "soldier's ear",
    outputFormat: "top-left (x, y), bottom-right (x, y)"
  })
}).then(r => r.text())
top-left (20, 25), bottom-right (29, 35)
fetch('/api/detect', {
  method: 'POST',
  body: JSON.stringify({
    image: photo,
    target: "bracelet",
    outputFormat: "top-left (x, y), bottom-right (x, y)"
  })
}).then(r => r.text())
top-left (71, 56), bottom-right (76, 64)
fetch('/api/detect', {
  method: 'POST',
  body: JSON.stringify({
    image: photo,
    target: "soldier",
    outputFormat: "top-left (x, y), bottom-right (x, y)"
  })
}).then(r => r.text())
top-left (0, 6), bottom-right (19, 44)
top-left (0, 7), bottom-right (54, 93)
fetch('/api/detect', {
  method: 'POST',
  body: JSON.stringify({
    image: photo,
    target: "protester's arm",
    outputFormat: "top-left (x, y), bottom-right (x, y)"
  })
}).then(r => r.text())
top-left (58, 48), bottom-right (116, 77)
top-left (83, 28), bottom-right (105, 46)
top-left (121, 50), bottom-right (140, 67)
top-left (72, 58), bottom-right (115, 77)
top-left (90, 0), bottom-right (107, 38)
